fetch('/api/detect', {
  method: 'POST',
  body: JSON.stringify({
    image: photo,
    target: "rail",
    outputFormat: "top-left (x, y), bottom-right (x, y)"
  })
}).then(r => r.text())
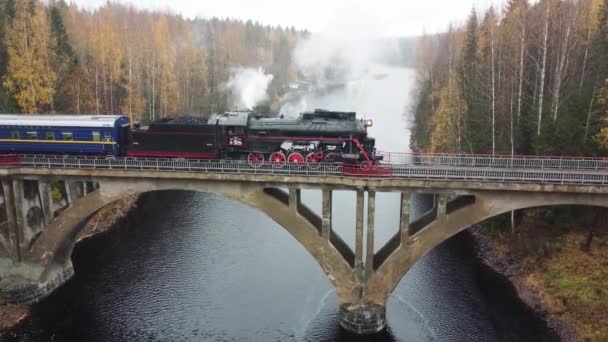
top-left (5, 154), bottom-right (608, 186)
top-left (379, 151), bottom-right (608, 170)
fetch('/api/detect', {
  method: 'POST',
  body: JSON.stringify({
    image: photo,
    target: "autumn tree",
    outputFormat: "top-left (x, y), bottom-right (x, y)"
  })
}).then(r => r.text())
top-left (594, 80), bottom-right (608, 147)
top-left (2, 0), bottom-right (56, 113)
top-left (430, 79), bottom-right (467, 152)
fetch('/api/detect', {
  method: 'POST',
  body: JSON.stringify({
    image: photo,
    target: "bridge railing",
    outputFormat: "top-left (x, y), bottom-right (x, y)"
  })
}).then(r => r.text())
top-left (0, 154), bottom-right (20, 165)
top-left (18, 154), bottom-right (348, 176)
top-left (389, 166), bottom-right (608, 184)
top-left (379, 151), bottom-right (608, 170)
top-left (12, 154), bottom-right (608, 185)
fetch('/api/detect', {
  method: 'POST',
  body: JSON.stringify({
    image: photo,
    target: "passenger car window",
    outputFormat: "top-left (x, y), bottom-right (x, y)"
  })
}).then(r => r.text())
top-left (27, 131), bottom-right (38, 139)
top-left (104, 131), bottom-right (112, 141)
top-left (9, 130), bottom-right (20, 139)
top-left (45, 131), bottom-right (55, 140)
top-left (62, 132), bottom-right (73, 141)
top-left (92, 131), bottom-right (101, 141)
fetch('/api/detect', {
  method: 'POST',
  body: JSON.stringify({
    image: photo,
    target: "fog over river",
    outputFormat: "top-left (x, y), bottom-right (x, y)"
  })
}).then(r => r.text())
top-left (9, 66), bottom-right (550, 342)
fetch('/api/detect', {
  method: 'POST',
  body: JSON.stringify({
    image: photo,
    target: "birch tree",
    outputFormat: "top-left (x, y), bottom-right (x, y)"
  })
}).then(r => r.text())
top-left (537, 0), bottom-right (551, 135)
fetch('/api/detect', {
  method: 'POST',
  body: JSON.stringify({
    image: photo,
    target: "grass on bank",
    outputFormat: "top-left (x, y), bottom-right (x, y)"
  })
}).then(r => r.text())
top-left (482, 207), bottom-right (608, 341)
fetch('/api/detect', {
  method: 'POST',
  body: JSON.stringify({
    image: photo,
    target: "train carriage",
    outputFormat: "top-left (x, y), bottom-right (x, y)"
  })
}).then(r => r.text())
top-left (0, 115), bottom-right (130, 156)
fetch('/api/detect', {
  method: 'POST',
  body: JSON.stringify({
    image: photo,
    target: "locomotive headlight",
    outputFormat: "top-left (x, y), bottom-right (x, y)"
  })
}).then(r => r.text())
top-left (365, 119), bottom-right (373, 128)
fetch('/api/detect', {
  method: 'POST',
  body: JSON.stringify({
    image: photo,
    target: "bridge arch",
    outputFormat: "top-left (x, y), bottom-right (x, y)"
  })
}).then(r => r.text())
top-left (25, 179), bottom-right (359, 304)
top-left (366, 190), bottom-right (608, 305)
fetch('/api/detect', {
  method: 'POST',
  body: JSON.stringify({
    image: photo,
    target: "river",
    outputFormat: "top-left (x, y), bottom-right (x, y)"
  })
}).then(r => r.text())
top-left (8, 66), bottom-right (552, 341)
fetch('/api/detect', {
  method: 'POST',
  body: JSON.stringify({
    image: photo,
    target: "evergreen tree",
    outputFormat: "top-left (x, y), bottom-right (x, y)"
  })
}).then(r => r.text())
top-left (461, 9), bottom-right (490, 153)
top-left (48, 2), bottom-right (79, 112)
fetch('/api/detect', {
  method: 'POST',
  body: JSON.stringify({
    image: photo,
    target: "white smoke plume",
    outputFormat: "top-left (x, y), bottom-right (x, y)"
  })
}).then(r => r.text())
top-left (279, 1), bottom-right (404, 117)
top-left (225, 67), bottom-right (274, 110)
top-left (279, 1), bottom-right (415, 151)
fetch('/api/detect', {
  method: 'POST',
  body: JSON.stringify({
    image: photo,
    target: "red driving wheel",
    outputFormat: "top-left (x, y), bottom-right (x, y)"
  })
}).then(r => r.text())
top-left (306, 152), bottom-right (320, 169)
top-left (269, 151), bottom-right (287, 168)
top-left (288, 152), bottom-right (305, 164)
top-left (247, 152), bottom-right (264, 168)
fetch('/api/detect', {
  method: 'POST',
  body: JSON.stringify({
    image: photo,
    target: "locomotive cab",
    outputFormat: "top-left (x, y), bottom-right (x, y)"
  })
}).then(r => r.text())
top-left (208, 111), bottom-right (250, 157)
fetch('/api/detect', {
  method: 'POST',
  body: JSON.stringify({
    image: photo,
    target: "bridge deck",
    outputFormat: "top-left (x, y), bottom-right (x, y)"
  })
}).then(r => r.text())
top-left (0, 155), bottom-right (607, 194)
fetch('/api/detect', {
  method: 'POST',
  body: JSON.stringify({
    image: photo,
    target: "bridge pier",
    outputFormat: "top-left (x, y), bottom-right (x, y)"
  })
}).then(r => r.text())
top-left (338, 189), bottom-right (387, 334)
top-left (339, 302), bottom-right (386, 334)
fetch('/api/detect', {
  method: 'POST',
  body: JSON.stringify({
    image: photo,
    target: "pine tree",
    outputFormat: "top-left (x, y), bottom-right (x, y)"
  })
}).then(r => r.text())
top-left (48, 3), bottom-right (79, 112)
top-left (461, 9), bottom-right (490, 153)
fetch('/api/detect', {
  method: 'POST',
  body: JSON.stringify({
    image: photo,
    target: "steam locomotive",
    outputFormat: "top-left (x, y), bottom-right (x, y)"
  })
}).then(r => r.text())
top-left (0, 109), bottom-right (381, 168)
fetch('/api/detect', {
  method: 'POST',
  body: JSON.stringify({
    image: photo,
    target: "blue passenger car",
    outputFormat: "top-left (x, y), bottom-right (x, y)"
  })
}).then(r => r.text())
top-left (0, 115), bottom-right (130, 156)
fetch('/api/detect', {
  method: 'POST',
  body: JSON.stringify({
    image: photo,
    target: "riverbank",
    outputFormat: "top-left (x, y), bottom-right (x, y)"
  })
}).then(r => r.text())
top-left (0, 195), bottom-right (140, 336)
top-left (472, 212), bottom-right (608, 342)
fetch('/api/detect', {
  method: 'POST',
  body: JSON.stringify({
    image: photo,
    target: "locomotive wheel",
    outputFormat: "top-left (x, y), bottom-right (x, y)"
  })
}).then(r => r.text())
top-left (288, 152), bottom-right (305, 164)
top-left (360, 160), bottom-right (372, 171)
top-left (247, 152), bottom-right (264, 168)
top-left (324, 153), bottom-right (340, 171)
top-left (269, 151), bottom-right (287, 168)
top-left (324, 153), bottom-right (339, 162)
top-left (306, 152), bottom-right (320, 169)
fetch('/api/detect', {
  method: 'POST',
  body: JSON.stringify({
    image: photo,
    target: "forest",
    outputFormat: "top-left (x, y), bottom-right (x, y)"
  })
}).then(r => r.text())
top-left (0, 0), bottom-right (300, 122)
top-left (412, 0), bottom-right (608, 156)
top-left (410, 1), bottom-right (608, 338)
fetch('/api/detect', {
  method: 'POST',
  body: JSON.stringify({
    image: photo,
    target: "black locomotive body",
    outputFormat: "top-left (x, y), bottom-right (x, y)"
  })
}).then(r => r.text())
top-left (128, 116), bottom-right (218, 159)
top-left (129, 109), bottom-right (381, 167)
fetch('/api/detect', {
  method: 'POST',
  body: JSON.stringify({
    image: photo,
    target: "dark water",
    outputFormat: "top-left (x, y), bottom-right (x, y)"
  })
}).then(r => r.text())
top-left (7, 190), bottom-right (554, 342)
top-left (6, 66), bottom-right (555, 341)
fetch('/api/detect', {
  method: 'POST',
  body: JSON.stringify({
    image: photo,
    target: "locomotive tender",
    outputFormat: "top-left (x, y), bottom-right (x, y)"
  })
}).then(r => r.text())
top-left (0, 109), bottom-right (381, 168)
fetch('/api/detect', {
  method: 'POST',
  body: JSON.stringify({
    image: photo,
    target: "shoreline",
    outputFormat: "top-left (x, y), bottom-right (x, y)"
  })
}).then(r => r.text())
top-left (471, 225), bottom-right (582, 341)
top-left (0, 195), bottom-right (140, 336)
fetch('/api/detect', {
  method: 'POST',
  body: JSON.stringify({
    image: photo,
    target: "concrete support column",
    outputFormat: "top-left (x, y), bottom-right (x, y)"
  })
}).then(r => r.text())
top-left (339, 190), bottom-right (386, 335)
top-left (365, 191), bottom-right (375, 276)
top-left (64, 180), bottom-right (72, 206)
top-left (437, 194), bottom-right (447, 217)
top-left (289, 188), bottom-right (300, 213)
top-left (354, 189), bottom-right (364, 278)
top-left (1, 179), bottom-right (19, 261)
top-left (11, 179), bottom-right (25, 259)
top-left (68, 181), bottom-right (82, 202)
top-left (38, 180), bottom-right (54, 225)
top-left (321, 188), bottom-right (332, 240)
top-left (400, 192), bottom-right (410, 242)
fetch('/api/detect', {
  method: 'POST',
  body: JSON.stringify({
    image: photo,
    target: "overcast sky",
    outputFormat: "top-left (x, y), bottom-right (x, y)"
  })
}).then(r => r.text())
top-left (70, 0), bottom-right (508, 37)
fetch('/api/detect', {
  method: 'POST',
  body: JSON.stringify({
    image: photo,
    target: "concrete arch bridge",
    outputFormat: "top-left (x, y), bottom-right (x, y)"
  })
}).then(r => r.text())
top-left (1, 155), bottom-right (608, 334)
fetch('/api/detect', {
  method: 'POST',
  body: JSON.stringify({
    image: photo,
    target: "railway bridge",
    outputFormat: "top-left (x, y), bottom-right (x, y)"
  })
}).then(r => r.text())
top-left (1, 153), bottom-right (608, 334)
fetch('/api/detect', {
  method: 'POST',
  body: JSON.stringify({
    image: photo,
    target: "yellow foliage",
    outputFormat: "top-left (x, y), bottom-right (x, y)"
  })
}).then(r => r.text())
top-left (2, 1), bottom-right (56, 113)
top-left (430, 80), bottom-right (467, 153)
top-left (594, 80), bottom-right (608, 148)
